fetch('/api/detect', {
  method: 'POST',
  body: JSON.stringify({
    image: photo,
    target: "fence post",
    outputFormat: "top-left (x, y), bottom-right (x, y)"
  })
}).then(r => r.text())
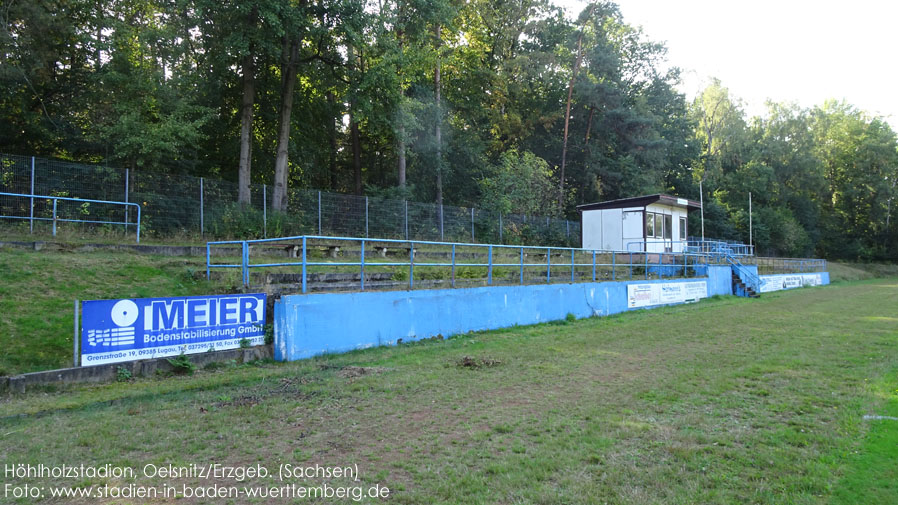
top-left (566, 220), bottom-right (570, 239)
top-left (439, 204), bottom-right (444, 241)
top-left (124, 168), bottom-right (129, 227)
top-left (404, 200), bottom-right (409, 240)
top-left (52, 198), bottom-right (57, 237)
top-left (29, 156), bottom-right (34, 233)
top-left (73, 299), bottom-right (79, 367)
top-left (263, 184), bottom-right (267, 238)
top-left (242, 241), bottom-right (249, 287)
top-left (318, 191), bottom-right (322, 234)
top-left (471, 208), bottom-right (475, 242)
top-left (365, 196), bottom-right (369, 238)
top-left (499, 212), bottom-right (503, 244)
top-left (199, 177), bottom-right (204, 236)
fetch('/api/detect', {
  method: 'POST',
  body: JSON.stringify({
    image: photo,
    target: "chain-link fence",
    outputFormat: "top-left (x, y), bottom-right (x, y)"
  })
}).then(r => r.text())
top-left (0, 154), bottom-right (581, 246)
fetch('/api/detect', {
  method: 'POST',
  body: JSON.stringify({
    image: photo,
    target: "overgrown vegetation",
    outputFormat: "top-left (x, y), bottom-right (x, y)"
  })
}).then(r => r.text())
top-left (1, 2), bottom-right (896, 259)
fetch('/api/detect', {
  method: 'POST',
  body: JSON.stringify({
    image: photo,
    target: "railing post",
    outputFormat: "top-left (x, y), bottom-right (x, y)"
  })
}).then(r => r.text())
top-left (644, 252), bottom-right (648, 280)
top-left (488, 245), bottom-right (493, 285)
top-left (629, 252), bottom-right (633, 279)
top-left (360, 239), bottom-right (366, 291)
top-left (592, 251), bottom-right (596, 281)
top-left (200, 177), bottom-right (204, 236)
top-left (612, 251), bottom-right (615, 281)
top-left (29, 156), bottom-right (34, 234)
top-left (519, 247), bottom-right (524, 285)
top-left (242, 241), bottom-right (249, 287)
top-left (451, 244), bottom-right (456, 288)
top-left (206, 243), bottom-right (211, 280)
top-left (52, 198), bottom-right (57, 237)
top-left (135, 204), bottom-right (141, 243)
top-left (409, 241), bottom-right (415, 289)
top-left (318, 191), bottom-right (322, 234)
top-left (263, 184), bottom-right (267, 238)
top-left (546, 247), bottom-right (551, 283)
top-left (301, 236), bottom-right (307, 293)
top-left (570, 249), bottom-right (575, 282)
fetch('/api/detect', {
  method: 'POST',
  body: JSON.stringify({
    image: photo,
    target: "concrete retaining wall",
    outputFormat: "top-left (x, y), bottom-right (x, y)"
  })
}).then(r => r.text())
top-left (275, 266), bottom-right (735, 362)
top-left (0, 345), bottom-right (272, 394)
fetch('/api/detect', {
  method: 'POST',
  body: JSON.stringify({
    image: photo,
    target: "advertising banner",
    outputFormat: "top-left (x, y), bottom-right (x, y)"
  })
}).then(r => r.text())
top-left (81, 294), bottom-right (266, 366)
top-left (627, 281), bottom-right (707, 308)
top-left (759, 273), bottom-right (823, 293)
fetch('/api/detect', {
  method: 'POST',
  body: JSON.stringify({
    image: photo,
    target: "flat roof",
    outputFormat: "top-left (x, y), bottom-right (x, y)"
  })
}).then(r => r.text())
top-left (577, 194), bottom-right (701, 212)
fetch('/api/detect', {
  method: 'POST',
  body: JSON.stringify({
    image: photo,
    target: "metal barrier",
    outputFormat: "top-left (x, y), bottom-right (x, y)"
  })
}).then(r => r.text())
top-left (756, 256), bottom-right (827, 275)
top-left (724, 254), bottom-right (761, 294)
top-left (207, 235), bottom-right (716, 290)
top-left (0, 191), bottom-right (141, 242)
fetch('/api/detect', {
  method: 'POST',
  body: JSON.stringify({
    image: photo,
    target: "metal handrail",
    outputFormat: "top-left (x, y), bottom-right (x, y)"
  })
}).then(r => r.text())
top-left (207, 235), bottom-right (714, 290)
top-left (725, 254), bottom-right (761, 293)
top-left (0, 191), bottom-right (141, 242)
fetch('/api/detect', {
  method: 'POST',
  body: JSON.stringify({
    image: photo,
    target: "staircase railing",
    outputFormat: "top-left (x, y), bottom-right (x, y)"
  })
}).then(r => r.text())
top-left (725, 253), bottom-right (761, 294)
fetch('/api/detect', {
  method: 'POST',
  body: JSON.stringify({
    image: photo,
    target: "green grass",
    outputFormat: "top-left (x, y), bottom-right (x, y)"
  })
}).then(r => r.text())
top-left (0, 280), bottom-right (896, 504)
top-left (0, 248), bottom-right (240, 374)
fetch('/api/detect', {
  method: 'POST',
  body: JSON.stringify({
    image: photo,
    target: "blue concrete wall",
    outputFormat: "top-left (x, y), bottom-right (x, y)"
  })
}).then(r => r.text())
top-left (275, 274), bottom-right (732, 362)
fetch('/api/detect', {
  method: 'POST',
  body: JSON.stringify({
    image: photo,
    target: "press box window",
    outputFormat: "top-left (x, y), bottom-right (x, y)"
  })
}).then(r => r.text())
top-left (679, 217), bottom-right (687, 240)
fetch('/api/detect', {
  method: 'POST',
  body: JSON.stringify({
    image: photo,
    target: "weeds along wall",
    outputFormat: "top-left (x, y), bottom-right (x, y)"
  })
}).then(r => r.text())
top-left (274, 266), bottom-right (761, 361)
top-left (0, 153), bottom-right (580, 246)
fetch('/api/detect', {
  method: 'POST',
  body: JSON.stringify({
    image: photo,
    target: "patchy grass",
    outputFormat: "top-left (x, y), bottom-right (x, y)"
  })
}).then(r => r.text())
top-left (0, 248), bottom-right (240, 374)
top-left (0, 281), bottom-right (896, 504)
top-left (828, 261), bottom-right (898, 282)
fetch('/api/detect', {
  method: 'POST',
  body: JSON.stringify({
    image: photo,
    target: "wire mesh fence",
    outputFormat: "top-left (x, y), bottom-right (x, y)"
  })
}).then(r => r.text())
top-left (0, 154), bottom-right (581, 246)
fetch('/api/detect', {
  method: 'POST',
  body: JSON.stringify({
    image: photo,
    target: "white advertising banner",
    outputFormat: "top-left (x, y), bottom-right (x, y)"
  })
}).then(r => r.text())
top-left (627, 281), bottom-right (707, 308)
top-left (759, 273), bottom-right (823, 293)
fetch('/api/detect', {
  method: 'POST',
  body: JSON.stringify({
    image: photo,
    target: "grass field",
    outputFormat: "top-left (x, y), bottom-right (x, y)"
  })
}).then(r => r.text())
top-left (0, 279), bottom-right (896, 504)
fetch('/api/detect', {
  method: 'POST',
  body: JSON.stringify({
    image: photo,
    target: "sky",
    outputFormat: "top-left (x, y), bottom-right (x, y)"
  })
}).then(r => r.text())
top-left (558, 0), bottom-right (898, 129)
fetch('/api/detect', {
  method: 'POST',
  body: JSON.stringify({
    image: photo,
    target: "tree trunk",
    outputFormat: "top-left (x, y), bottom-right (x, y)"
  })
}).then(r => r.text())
top-left (327, 91), bottom-right (338, 190)
top-left (350, 118), bottom-right (362, 195)
top-left (434, 24), bottom-right (443, 207)
top-left (559, 31), bottom-right (583, 211)
top-left (237, 52), bottom-right (255, 206)
top-left (273, 38), bottom-right (299, 212)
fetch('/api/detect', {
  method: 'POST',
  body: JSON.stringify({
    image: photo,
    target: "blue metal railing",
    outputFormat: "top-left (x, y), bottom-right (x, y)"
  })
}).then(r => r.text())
top-left (207, 235), bottom-right (715, 290)
top-left (725, 254), bottom-right (761, 293)
top-left (0, 191), bottom-right (141, 243)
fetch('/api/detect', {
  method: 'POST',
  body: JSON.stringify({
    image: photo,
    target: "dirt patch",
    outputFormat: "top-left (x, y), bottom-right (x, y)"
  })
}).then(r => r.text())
top-left (337, 366), bottom-right (392, 379)
top-left (456, 356), bottom-right (502, 369)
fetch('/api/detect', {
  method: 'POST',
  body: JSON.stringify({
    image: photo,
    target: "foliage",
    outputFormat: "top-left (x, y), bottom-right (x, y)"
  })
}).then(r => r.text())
top-left (165, 353), bottom-right (196, 375)
top-left (0, 0), bottom-right (896, 259)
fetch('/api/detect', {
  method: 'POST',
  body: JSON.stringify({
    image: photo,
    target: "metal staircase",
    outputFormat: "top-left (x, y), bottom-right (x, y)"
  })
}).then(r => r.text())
top-left (724, 254), bottom-right (761, 298)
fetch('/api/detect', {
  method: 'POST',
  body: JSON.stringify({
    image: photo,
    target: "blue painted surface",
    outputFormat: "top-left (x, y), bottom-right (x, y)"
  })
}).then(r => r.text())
top-left (705, 265), bottom-right (734, 297)
top-left (275, 275), bottom-right (732, 362)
